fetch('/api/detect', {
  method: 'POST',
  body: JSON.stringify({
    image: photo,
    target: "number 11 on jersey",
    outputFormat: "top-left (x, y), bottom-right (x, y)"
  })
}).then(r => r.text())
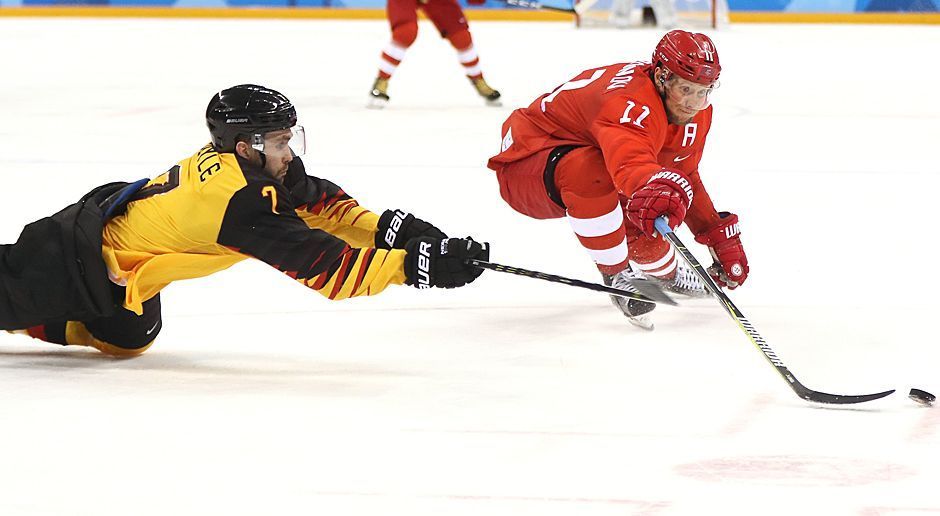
top-left (620, 100), bottom-right (650, 128)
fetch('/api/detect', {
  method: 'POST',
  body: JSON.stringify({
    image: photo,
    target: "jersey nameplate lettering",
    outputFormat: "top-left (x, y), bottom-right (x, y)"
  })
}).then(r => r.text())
top-left (606, 62), bottom-right (643, 91)
top-left (196, 145), bottom-right (223, 183)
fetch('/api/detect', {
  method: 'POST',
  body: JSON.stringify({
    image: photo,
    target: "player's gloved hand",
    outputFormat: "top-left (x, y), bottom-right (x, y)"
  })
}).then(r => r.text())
top-left (694, 211), bottom-right (749, 289)
top-left (376, 209), bottom-right (447, 250)
top-left (625, 168), bottom-right (694, 237)
top-left (467, 0), bottom-right (486, 4)
top-left (404, 237), bottom-right (489, 289)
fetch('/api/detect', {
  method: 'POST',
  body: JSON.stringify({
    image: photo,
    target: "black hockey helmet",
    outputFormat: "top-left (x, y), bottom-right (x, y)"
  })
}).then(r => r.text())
top-left (206, 84), bottom-right (298, 153)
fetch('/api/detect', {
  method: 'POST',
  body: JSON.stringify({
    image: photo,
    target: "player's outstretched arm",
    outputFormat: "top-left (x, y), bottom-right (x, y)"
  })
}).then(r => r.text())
top-left (218, 180), bottom-right (486, 299)
top-left (287, 164), bottom-right (447, 250)
top-left (286, 159), bottom-right (382, 248)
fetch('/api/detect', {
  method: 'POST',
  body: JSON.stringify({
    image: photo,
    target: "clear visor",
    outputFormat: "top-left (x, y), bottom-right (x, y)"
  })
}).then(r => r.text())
top-left (664, 75), bottom-right (719, 111)
top-left (251, 125), bottom-right (306, 157)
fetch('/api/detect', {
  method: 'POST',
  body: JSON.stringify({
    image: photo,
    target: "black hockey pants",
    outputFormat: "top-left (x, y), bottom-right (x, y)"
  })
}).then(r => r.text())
top-left (0, 179), bottom-right (165, 352)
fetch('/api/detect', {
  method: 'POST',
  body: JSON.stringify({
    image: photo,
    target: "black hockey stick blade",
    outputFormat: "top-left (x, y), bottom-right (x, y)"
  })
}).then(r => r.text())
top-left (653, 216), bottom-right (895, 405)
top-left (466, 258), bottom-right (677, 305)
top-left (622, 278), bottom-right (677, 305)
top-left (792, 384), bottom-right (895, 404)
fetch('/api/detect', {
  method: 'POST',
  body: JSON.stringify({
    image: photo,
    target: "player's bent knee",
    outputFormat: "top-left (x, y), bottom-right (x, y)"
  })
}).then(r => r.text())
top-left (447, 28), bottom-right (472, 50)
top-left (90, 338), bottom-right (153, 358)
top-left (555, 148), bottom-right (614, 199)
top-left (64, 321), bottom-right (154, 358)
top-left (391, 22), bottom-right (418, 47)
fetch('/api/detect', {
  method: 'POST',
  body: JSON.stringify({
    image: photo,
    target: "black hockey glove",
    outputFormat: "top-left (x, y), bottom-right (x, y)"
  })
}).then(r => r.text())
top-left (376, 209), bottom-right (447, 250)
top-left (404, 237), bottom-right (489, 289)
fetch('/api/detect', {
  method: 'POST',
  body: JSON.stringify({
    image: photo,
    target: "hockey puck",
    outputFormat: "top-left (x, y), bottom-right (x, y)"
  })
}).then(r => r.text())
top-left (908, 388), bottom-right (936, 407)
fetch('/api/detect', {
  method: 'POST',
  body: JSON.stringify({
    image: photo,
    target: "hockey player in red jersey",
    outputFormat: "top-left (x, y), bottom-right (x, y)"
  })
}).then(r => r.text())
top-left (369, 0), bottom-right (502, 108)
top-left (486, 30), bottom-right (748, 329)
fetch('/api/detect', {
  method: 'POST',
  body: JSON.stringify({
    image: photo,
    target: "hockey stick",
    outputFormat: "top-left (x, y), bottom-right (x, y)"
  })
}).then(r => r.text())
top-left (494, 0), bottom-right (601, 15)
top-left (492, 0), bottom-right (602, 29)
top-left (493, 0), bottom-right (575, 14)
top-left (653, 216), bottom-right (894, 405)
top-left (466, 258), bottom-right (677, 306)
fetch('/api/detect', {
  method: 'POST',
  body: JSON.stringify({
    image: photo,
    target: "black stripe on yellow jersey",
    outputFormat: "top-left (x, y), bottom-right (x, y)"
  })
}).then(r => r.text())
top-left (102, 144), bottom-right (406, 315)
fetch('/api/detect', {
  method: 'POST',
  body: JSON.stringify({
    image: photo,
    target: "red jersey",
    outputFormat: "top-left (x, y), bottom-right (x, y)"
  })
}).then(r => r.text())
top-left (487, 62), bottom-right (721, 233)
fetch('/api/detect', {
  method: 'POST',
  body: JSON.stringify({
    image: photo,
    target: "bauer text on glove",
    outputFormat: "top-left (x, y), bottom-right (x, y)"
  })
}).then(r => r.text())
top-left (376, 209), bottom-right (447, 250)
top-left (404, 237), bottom-right (489, 289)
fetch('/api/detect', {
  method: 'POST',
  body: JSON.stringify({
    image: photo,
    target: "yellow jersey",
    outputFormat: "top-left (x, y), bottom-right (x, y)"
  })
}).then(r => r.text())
top-left (101, 144), bottom-right (406, 315)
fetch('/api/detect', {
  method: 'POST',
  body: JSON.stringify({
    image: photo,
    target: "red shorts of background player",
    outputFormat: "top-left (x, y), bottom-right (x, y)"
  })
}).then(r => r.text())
top-left (387, 0), bottom-right (470, 38)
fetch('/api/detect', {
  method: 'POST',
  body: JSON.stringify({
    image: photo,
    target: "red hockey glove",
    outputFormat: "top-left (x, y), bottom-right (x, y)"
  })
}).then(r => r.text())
top-left (625, 169), bottom-right (694, 237)
top-left (694, 212), bottom-right (749, 289)
top-left (467, 0), bottom-right (486, 4)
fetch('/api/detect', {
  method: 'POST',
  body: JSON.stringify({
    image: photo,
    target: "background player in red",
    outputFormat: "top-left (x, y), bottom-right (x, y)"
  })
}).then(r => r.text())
top-left (369, 0), bottom-right (502, 108)
top-left (486, 30), bottom-right (748, 329)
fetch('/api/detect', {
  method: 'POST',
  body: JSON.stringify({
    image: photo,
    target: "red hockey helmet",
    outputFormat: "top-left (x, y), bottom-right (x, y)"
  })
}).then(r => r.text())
top-left (652, 30), bottom-right (721, 85)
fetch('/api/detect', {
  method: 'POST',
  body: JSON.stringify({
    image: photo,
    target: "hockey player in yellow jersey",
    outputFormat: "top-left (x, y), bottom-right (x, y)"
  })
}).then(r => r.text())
top-left (1, 84), bottom-right (488, 356)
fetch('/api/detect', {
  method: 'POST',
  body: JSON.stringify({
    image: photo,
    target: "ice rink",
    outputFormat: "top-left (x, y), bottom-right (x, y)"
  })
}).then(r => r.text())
top-left (1, 16), bottom-right (939, 515)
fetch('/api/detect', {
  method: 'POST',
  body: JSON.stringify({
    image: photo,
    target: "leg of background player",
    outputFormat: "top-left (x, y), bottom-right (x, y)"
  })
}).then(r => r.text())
top-left (370, 0), bottom-right (420, 107)
top-left (425, 0), bottom-right (502, 106)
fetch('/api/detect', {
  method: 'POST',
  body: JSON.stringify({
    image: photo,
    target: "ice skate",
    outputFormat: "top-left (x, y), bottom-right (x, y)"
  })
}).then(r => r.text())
top-left (602, 267), bottom-right (656, 331)
top-left (471, 77), bottom-right (502, 107)
top-left (645, 262), bottom-right (710, 298)
top-left (368, 77), bottom-right (390, 109)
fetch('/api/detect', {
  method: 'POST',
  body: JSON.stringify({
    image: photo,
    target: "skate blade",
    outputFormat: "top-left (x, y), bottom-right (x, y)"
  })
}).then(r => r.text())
top-left (367, 97), bottom-right (388, 109)
top-left (627, 314), bottom-right (654, 331)
top-left (668, 289), bottom-right (711, 299)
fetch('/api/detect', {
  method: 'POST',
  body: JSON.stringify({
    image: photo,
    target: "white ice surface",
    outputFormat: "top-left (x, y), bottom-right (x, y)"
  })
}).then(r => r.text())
top-left (0, 18), bottom-right (939, 516)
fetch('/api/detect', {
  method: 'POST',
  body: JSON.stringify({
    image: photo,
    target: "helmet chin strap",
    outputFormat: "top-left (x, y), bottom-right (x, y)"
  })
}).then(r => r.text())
top-left (250, 133), bottom-right (268, 168)
top-left (653, 65), bottom-right (670, 104)
top-left (653, 67), bottom-right (686, 125)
